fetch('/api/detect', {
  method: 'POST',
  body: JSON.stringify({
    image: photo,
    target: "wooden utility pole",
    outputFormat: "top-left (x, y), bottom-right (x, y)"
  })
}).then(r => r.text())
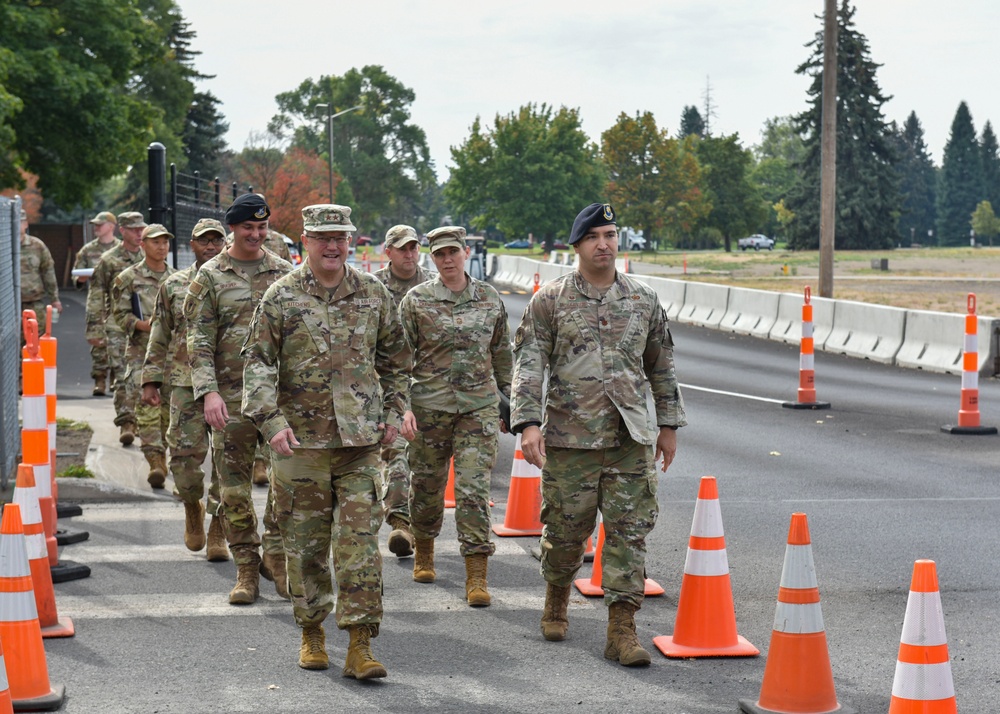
top-left (819, 0), bottom-right (838, 297)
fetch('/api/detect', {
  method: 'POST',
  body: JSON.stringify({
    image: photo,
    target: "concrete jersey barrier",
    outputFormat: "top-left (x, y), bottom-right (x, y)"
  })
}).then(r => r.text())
top-left (719, 287), bottom-right (781, 339)
top-left (676, 282), bottom-right (730, 328)
top-left (769, 292), bottom-right (836, 350)
top-left (822, 299), bottom-right (906, 364)
top-left (896, 310), bottom-right (999, 374)
top-left (644, 276), bottom-right (687, 322)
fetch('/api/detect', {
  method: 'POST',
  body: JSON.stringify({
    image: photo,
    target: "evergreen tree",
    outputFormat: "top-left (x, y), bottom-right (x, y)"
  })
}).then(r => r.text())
top-left (679, 106), bottom-right (705, 138)
top-left (980, 121), bottom-right (1000, 214)
top-left (183, 92), bottom-right (230, 179)
top-left (786, 0), bottom-right (901, 250)
top-left (937, 102), bottom-right (983, 245)
top-left (895, 111), bottom-right (937, 246)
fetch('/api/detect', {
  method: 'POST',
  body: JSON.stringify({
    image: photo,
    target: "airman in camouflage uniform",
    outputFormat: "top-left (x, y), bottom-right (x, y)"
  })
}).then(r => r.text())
top-left (185, 193), bottom-right (292, 606)
top-left (86, 212), bottom-right (146, 444)
top-left (372, 224), bottom-right (432, 558)
top-left (19, 209), bottom-right (62, 338)
top-left (141, 218), bottom-right (227, 560)
top-left (510, 202), bottom-right (686, 667)
top-left (112, 224), bottom-right (175, 489)
top-left (242, 203), bottom-right (408, 678)
top-left (399, 226), bottom-right (512, 608)
top-left (74, 211), bottom-right (120, 395)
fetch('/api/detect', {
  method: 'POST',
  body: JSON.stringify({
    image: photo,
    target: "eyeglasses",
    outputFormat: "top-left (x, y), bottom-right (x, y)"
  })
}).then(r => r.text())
top-left (191, 235), bottom-right (226, 246)
top-left (305, 234), bottom-right (351, 245)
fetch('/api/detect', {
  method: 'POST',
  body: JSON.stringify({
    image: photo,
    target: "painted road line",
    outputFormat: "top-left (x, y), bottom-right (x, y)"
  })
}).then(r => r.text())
top-left (679, 383), bottom-right (786, 405)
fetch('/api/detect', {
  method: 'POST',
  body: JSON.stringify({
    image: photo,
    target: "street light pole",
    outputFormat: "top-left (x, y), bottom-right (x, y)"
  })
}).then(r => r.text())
top-left (314, 103), bottom-right (362, 203)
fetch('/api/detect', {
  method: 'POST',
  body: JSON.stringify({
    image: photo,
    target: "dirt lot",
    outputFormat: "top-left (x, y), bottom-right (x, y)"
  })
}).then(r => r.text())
top-left (634, 246), bottom-right (1000, 316)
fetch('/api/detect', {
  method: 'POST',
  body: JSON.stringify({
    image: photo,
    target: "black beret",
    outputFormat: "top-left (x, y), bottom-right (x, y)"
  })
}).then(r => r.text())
top-left (569, 203), bottom-right (616, 245)
top-left (225, 193), bottom-right (270, 225)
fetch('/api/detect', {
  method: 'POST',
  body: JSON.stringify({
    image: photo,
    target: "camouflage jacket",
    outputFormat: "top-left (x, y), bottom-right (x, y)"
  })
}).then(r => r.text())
top-left (73, 238), bottom-right (120, 285)
top-left (399, 273), bottom-right (512, 414)
top-left (510, 270), bottom-right (686, 449)
top-left (20, 234), bottom-right (59, 303)
top-left (142, 264), bottom-right (198, 388)
top-left (85, 244), bottom-right (144, 340)
top-left (241, 262), bottom-right (410, 449)
top-left (373, 263), bottom-right (432, 307)
top-left (184, 249), bottom-right (293, 403)
top-left (111, 261), bottom-right (175, 359)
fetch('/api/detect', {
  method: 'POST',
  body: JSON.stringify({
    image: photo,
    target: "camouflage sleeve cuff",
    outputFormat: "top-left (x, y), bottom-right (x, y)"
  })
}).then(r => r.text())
top-left (510, 421), bottom-right (541, 435)
top-left (259, 415), bottom-right (291, 444)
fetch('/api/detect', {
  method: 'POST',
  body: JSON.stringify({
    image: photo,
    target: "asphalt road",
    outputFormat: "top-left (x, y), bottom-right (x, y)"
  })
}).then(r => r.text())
top-left (39, 282), bottom-right (999, 713)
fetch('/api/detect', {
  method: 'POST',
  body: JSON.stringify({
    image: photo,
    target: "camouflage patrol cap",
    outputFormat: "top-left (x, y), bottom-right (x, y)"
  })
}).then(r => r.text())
top-left (118, 212), bottom-right (148, 229)
top-left (385, 224), bottom-right (418, 248)
top-left (192, 218), bottom-right (226, 238)
top-left (141, 224), bottom-right (173, 241)
top-left (89, 211), bottom-right (117, 225)
top-left (427, 226), bottom-right (466, 253)
top-left (302, 204), bottom-right (356, 232)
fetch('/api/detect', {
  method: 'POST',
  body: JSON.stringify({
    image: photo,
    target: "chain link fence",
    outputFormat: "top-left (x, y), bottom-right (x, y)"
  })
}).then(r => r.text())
top-left (0, 197), bottom-right (22, 490)
top-left (168, 166), bottom-right (240, 270)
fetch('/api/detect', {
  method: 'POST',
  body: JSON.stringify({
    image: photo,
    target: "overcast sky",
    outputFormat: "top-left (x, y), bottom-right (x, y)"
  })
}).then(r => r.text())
top-left (175, 1), bottom-right (999, 180)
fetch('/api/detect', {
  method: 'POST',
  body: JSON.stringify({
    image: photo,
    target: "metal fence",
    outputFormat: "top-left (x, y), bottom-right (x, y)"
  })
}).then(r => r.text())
top-left (0, 197), bottom-right (22, 490)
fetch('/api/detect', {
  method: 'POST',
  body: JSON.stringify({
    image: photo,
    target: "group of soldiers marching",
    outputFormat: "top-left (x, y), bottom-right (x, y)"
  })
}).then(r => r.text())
top-left (70, 195), bottom-right (686, 678)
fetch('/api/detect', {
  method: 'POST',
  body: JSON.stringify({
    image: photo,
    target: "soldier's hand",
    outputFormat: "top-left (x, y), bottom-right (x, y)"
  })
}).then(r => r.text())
top-left (655, 427), bottom-right (677, 473)
top-left (270, 428), bottom-right (299, 456)
top-left (141, 384), bottom-right (160, 407)
top-left (499, 419), bottom-right (509, 434)
top-left (522, 425), bottom-right (546, 469)
top-left (378, 423), bottom-right (398, 445)
top-left (86, 337), bottom-right (104, 347)
top-left (204, 392), bottom-right (229, 430)
top-left (136, 319), bottom-right (151, 332)
top-left (401, 411), bottom-right (417, 441)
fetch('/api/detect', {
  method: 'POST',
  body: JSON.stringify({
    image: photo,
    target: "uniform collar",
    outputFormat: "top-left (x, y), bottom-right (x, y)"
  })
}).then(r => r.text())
top-left (217, 248), bottom-right (283, 275)
top-left (429, 272), bottom-right (476, 303)
top-left (573, 270), bottom-right (628, 302)
top-left (300, 260), bottom-right (360, 301)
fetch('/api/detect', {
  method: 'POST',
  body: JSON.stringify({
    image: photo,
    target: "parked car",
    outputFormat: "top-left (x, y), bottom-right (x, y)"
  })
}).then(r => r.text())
top-left (356, 236), bottom-right (372, 246)
top-left (737, 234), bottom-right (775, 251)
top-left (282, 234), bottom-right (302, 265)
top-left (626, 235), bottom-right (646, 251)
top-left (504, 239), bottom-right (533, 249)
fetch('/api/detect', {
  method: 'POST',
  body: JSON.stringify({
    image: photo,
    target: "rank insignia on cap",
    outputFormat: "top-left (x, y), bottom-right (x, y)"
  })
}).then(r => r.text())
top-left (603, 204), bottom-right (614, 221)
top-left (254, 207), bottom-right (268, 219)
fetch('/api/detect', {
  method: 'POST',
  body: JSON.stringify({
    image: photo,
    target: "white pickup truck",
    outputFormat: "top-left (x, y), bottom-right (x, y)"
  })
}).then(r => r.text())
top-left (737, 234), bottom-right (775, 251)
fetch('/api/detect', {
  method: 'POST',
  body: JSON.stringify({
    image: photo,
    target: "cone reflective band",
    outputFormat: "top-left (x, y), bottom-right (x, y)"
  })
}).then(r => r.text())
top-left (21, 324), bottom-right (48, 468)
top-left (492, 434), bottom-right (543, 536)
top-left (783, 288), bottom-right (830, 410)
top-left (959, 294), bottom-right (980, 427)
top-left (739, 513), bottom-right (853, 714)
top-left (889, 560), bottom-right (957, 714)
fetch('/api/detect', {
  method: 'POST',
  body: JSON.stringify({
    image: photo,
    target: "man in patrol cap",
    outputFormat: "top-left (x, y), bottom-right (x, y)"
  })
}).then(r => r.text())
top-left (510, 202), bottom-right (686, 666)
top-left (373, 224), bottom-right (432, 557)
top-left (75, 210), bottom-right (120, 395)
top-left (19, 208), bottom-right (61, 339)
top-left (243, 203), bottom-right (408, 677)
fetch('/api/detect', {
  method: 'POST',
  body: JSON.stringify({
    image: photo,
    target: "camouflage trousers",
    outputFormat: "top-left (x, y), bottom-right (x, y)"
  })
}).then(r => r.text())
top-left (408, 405), bottom-right (497, 557)
top-left (107, 327), bottom-right (134, 426)
top-left (271, 445), bottom-right (383, 630)
top-left (539, 437), bottom-right (658, 608)
top-left (212, 403), bottom-right (282, 566)
top-left (167, 386), bottom-right (220, 514)
top-left (90, 336), bottom-right (109, 379)
top-left (124, 345), bottom-right (168, 455)
top-left (380, 433), bottom-right (410, 523)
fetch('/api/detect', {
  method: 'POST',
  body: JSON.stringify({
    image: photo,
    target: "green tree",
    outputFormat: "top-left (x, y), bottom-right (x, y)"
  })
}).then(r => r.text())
top-left (696, 134), bottom-right (768, 252)
top-left (446, 104), bottom-right (604, 250)
top-left (679, 106), bottom-right (705, 138)
top-left (894, 112), bottom-right (937, 246)
top-left (270, 65), bottom-right (434, 233)
top-left (602, 111), bottom-right (708, 248)
top-left (937, 102), bottom-right (983, 246)
top-left (183, 91), bottom-right (230, 179)
top-left (786, 0), bottom-right (901, 250)
top-left (971, 200), bottom-right (1000, 246)
top-left (751, 116), bottom-right (806, 239)
top-left (980, 121), bottom-right (1000, 215)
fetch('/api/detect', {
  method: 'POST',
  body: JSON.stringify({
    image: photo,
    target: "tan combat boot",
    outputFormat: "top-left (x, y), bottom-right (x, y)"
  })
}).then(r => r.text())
top-left (343, 624), bottom-right (387, 680)
top-left (540, 583), bottom-right (571, 641)
top-left (464, 553), bottom-right (491, 607)
top-left (119, 422), bottom-right (135, 446)
top-left (413, 537), bottom-right (435, 583)
top-left (252, 458), bottom-right (268, 486)
top-left (92, 376), bottom-right (106, 396)
top-left (260, 551), bottom-right (290, 600)
top-left (183, 501), bottom-right (206, 551)
top-left (229, 563), bottom-right (260, 605)
top-left (386, 514), bottom-right (414, 557)
top-left (604, 602), bottom-right (651, 666)
top-left (205, 515), bottom-right (230, 562)
top-left (298, 624), bottom-right (328, 670)
top-left (146, 450), bottom-right (167, 489)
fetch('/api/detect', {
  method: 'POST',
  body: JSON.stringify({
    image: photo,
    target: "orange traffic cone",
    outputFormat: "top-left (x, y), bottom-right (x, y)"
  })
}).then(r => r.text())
top-left (12, 464), bottom-right (74, 639)
top-left (574, 517), bottom-right (664, 597)
top-left (942, 293), bottom-right (996, 434)
top-left (654, 476), bottom-right (758, 657)
top-left (783, 287), bottom-right (831, 411)
top-left (444, 457), bottom-right (456, 509)
top-left (0, 504), bottom-right (66, 711)
top-left (492, 434), bottom-right (543, 536)
top-left (0, 634), bottom-right (13, 714)
top-left (888, 560), bottom-right (957, 714)
top-left (739, 513), bottom-right (854, 714)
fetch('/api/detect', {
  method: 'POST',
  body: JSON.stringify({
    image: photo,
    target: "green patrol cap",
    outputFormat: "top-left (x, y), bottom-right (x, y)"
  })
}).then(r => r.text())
top-left (427, 226), bottom-right (466, 253)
